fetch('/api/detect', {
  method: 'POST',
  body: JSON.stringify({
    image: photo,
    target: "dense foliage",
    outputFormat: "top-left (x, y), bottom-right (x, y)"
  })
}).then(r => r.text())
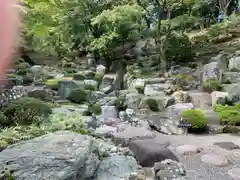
top-left (21, 0), bottom-right (239, 70)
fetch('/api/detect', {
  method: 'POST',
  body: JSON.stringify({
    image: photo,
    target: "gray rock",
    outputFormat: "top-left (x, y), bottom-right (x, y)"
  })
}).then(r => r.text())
top-left (166, 103), bottom-right (194, 116)
top-left (144, 84), bottom-right (169, 96)
top-left (229, 56), bottom-right (240, 70)
top-left (84, 79), bottom-right (98, 90)
top-left (0, 131), bottom-right (100, 180)
top-left (94, 125), bottom-right (118, 138)
top-left (228, 168), bottom-right (240, 180)
top-left (58, 80), bottom-right (84, 99)
top-left (189, 91), bottom-right (212, 108)
top-left (119, 111), bottom-right (128, 121)
top-left (99, 106), bottom-right (118, 120)
top-left (126, 92), bottom-right (143, 110)
top-left (201, 154), bottom-right (229, 166)
top-left (223, 72), bottom-right (240, 83)
top-left (213, 142), bottom-right (240, 151)
top-left (222, 83), bottom-right (240, 102)
top-left (211, 91), bottom-right (228, 106)
top-left (202, 62), bottom-right (222, 82)
top-left (175, 145), bottom-right (202, 155)
top-left (96, 156), bottom-right (138, 180)
top-left (112, 126), bottom-right (155, 146)
top-left (128, 139), bottom-right (178, 167)
top-left (154, 159), bottom-right (187, 180)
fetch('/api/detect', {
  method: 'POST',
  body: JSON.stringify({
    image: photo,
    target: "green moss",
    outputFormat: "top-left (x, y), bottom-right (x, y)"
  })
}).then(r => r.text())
top-left (203, 78), bottom-right (222, 93)
top-left (180, 109), bottom-right (208, 131)
top-left (146, 99), bottom-right (159, 112)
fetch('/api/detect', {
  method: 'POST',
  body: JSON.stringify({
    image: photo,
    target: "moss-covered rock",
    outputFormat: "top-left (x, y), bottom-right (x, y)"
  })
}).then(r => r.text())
top-left (180, 109), bottom-right (208, 132)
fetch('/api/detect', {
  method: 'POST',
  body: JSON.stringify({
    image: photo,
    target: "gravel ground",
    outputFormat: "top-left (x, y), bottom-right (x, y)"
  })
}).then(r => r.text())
top-left (154, 133), bottom-right (240, 180)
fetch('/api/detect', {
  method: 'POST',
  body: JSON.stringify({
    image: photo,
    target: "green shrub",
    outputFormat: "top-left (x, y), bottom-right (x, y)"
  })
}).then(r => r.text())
top-left (218, 109), bottom-right (240, 126)
top-left (88, 103), bottom-right (102, 115)
top-left (94, 73), bottom-right (104, 84)
top-left (84, 84), bottom-right (96, 91)
top-left (15, 62), bottom-right (31, 75)
top-left (180, 109), bottom-right (208, 131)
top-left (3, 97), bottom-right (52, 126)
top-left (73, 73), bottom-right (86, 80)
top-left (166, 31), bottom-right (194, 64)
top-left (135, 86), bottom-right (144, 94)
top-left (67, 88), bottom-right (88, 104)
top-left (146, 99), bottom-right (159, 112)
top-left (0, 113), bottom-right (8, 127)
top-left (203, 78), bottom-right (222, 92)
top-left (114, 97), bottom-right (127, 111)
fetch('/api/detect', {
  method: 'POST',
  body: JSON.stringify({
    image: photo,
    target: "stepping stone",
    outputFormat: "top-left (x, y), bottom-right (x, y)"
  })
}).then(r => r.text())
top-left (214, 141), bottom-right (240, 151)
top-left (176, 145), bottom-right (202, 155)
top-left (228, 168), bottom-right (240, 180)
top-left (128, 139), bottom-right (178, 167)
top-left (201, 154), bottom-right (229, 167)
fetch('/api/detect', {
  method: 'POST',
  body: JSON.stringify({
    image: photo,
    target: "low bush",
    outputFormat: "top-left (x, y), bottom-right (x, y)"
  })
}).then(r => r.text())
top-left (15, 62), bottom-right (31, 75)
top-left (67, 88), bottom-right (88, 104)
top-left (202, 78), bottom-right (222, 92)
top-left (114, 97), bottom-right (127, 111)
top-left (180, 109), bottom-right (208, 132)
top-left (84, 84), bottom-right (96, 91)
top-left (214, 104), bottom-right (240, 126)
top-left (88, 103), bottom-right (102, 115)
top-left (3, 97), bottom-right (52, 126)
top-left (146, 99), bottom-right (159, 112)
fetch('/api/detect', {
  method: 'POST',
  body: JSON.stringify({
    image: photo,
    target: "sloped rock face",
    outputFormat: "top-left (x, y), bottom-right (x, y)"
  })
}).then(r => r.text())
top-left (0, 131), bottom-right (138, 180)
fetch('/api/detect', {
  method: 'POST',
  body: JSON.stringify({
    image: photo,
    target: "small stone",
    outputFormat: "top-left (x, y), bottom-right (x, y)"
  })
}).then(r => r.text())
top-left (228, 168), bottom-right (240, 180)
top-left (201, 154), bottom-right (229, 166)
top-left (176, 145), bottom-right (202, 155)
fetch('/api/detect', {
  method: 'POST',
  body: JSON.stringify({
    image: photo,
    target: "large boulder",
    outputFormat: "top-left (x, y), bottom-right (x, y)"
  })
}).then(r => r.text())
top-left (144, 83), bottom-right (170, 96)
top-left (128, 139), bottom-right (178, 167)
top-left (202, 62), bottom-right (222, 83)
top-left (228, 56), bottom-right (240, 71)
top-left (211, 91), bottom-right (229, 106)
top-left (0, 131), bottom-right (138, 180)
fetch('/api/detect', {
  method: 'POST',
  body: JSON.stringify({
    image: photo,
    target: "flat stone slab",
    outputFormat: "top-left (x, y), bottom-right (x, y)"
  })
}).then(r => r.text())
top-left (228, 168), bottom-right (240, 180)
top-left (201, 154), bottom-right (229, 167)
top-left (213, 141), bottom-right (240, 151)
top-left (111, 126), bottom-right (155, 146)
top-left (176, 145), bottom-right (202, 155)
